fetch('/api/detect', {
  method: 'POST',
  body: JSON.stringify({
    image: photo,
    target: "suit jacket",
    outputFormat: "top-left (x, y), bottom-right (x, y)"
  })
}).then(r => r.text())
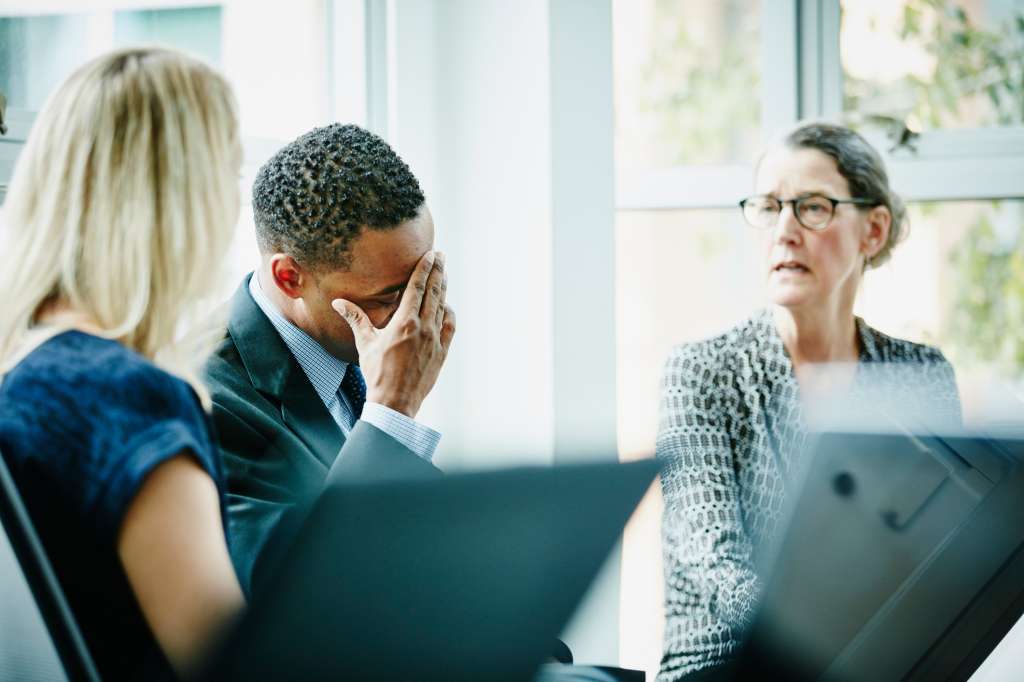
top-left (204, 275), bottom-right (440, 596)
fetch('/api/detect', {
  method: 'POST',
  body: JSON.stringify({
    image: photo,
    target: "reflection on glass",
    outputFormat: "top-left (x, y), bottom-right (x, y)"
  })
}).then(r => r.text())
top-left (841, 0), bottom-right (1024, 132)
top-left (612, 0), bottom-right (761, 173)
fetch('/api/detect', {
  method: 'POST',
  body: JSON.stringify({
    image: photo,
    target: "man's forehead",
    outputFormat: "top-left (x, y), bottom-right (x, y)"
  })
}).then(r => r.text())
top-left (328, 252), bottom-right (419, 293)
top-left (329, 212), bottom-right (434, 293)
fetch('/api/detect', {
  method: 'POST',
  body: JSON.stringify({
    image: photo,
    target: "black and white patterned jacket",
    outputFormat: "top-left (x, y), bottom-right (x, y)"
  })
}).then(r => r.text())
top-left (655, 309), bottom-right (961, 681)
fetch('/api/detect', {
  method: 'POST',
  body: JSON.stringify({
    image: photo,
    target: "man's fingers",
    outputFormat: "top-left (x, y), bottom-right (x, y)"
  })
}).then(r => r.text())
top-left (440, 304), bottom-right (456, 351)
top-left (421, 252), bottom-right (446, 324)
top-left (435, 285), bottom-right (447, 328)
top-left (331, 299), bottom-right (373, 340)
top-left (395, 250), bottom-right (435, 320)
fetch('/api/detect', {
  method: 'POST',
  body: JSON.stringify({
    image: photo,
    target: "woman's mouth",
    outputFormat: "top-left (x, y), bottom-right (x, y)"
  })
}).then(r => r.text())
top-left (773, 261), bottom-right (810, 274)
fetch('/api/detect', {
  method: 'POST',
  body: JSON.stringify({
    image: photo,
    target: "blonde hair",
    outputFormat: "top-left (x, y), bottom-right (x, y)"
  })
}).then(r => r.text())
top-left (0, 47), bottom-right (240, 403)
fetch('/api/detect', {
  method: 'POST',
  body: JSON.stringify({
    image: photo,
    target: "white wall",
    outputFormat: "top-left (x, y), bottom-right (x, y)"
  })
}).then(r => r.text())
top-left (393, 0), bottom-right (557, 470)
top-left (386, 0), bottom-right (621, 665)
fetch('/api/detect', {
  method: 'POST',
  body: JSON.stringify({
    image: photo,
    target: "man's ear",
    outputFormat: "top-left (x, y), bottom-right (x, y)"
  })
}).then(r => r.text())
top-left (862, 205), bottom-right (892, 261)
top-left (268, 254), bottom-right (307, 299)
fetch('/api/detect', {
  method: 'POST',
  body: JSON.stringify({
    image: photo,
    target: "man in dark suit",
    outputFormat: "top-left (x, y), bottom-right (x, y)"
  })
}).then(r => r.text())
top-left (204, 124), bottom-right (455, 596)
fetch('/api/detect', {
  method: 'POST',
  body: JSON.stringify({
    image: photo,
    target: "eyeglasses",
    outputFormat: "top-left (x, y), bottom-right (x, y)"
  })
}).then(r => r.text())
top-left (739, 194), bottom-right (877, 231)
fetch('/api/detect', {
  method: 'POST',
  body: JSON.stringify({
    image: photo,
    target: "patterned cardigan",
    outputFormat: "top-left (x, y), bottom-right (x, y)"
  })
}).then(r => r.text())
top-left (655, 309), bottom-right (961, 681)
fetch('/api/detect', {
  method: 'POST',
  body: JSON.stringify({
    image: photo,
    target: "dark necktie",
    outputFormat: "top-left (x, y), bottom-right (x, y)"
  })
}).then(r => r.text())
top-left (340, 363), bottom-right (366, 421)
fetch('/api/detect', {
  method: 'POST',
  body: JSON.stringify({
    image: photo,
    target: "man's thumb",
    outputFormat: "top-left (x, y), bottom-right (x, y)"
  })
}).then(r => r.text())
top-left (331, 299), bottom-right (369, 335)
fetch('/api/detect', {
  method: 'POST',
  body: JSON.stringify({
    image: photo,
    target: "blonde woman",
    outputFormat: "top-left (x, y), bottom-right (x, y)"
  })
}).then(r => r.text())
top-left (0, 48), bottom-right (244, 680)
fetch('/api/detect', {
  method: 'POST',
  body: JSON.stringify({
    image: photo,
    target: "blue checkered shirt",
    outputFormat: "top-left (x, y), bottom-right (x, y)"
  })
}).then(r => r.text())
top-left (248, 273), bottom-right (439, 462)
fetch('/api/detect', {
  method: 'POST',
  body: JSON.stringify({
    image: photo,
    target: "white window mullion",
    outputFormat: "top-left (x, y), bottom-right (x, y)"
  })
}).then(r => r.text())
top-left (797, 0), bottom-right (842, 120)
top-left (326, 0), bottom-right (369, 128)
top-left (617, 165), bottom-right (751, 211)
top-left (760, 0), bottom-right (800, 140)
top-left (817, 0), bottom-right (843, 119)
top-left (364, 0), bottom-right (389, 139)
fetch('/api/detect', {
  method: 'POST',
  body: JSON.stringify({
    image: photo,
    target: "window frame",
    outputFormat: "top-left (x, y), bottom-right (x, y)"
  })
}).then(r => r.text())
top-left (0, 1), bottom-right (376, 205)
top-left (614, 0), bottom-right (1024, 212)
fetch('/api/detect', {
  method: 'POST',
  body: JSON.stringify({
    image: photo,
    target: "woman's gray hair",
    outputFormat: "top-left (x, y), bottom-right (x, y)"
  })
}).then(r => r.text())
top-left (783, 122), bottom-right (907, 268)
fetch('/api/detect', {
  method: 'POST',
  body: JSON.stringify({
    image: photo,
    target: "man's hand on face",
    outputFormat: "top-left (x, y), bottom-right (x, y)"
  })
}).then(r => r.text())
top-left (331, 251), bottom-right (456, 419)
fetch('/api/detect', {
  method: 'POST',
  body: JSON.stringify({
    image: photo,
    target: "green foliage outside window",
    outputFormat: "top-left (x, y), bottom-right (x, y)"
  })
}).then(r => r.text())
top-left (845, 0), bottom-right (1024, 128)
top-left (638, 0), bottom-right (760, 166)
top-left (635, 0), bottom-right (1024, 378)
top-left (946, 212), bottom-right (1024, 374)
top-left (844, 0), bottom-right (1024, 379)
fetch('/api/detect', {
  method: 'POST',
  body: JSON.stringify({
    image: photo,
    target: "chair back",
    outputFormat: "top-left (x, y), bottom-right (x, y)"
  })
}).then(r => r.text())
top-left (0, 450), bottom-right (100, 682)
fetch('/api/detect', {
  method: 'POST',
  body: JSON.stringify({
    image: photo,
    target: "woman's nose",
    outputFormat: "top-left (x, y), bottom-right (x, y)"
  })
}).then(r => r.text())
top-left (773, 203), bottom-right (803, 243)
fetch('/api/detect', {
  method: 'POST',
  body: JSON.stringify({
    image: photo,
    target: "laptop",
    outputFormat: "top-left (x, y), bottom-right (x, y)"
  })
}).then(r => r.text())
top-left (737, 428), bottom-right (1024, 681)
top-left (207, 459), bottom-right (660, 681)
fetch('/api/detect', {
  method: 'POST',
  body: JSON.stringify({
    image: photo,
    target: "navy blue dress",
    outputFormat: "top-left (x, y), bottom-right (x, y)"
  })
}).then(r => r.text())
top-left (0, 331), bottom-right (228, 681)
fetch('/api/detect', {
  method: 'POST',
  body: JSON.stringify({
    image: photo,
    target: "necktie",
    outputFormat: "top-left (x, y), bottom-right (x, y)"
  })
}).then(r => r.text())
top-left (340, 363), bottom-right (366, 421)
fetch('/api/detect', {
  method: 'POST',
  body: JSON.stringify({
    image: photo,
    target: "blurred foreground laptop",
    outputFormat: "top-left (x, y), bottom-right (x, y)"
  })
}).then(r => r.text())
top-left (206, 459), bottom-right (659, 682)
top-left (737, 426), bottom-right (1024, 681)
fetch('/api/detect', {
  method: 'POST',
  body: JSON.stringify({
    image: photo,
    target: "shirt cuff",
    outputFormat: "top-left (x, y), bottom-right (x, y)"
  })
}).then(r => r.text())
top-left (359, 402), bottom-right (441, 462)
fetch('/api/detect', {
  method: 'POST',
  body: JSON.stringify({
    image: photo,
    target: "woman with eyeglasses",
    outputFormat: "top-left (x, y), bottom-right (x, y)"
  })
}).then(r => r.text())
top-left (655, 122), bottom-right (961, 681)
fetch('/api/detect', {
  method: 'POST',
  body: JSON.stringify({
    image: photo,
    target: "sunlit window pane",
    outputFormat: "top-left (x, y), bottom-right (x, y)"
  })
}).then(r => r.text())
top-left (841, 0), bottom-right (1024, 132)
top-left (0, 2), bottom-right (354, 293)
top-left (114, 6), bottom-right (221, 66)
top-left (857, 199), bottom-right (1024, 424)
top-left (613, 0), bottom-right (762, 174)
top-left (0, 15), bottom-right (93, 110)
top-left (616, 208), bottom-right (763, 679)
top-left (220, 2), bottom-right (331, 142)
top-left (616, 209), bottom-right (763, 458)
top-left (0, 3), bottom-right (336, 144)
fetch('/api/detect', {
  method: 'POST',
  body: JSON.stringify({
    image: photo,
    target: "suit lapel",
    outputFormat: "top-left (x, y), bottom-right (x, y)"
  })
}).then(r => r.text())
top-left (280, 366), bottom-right (345, 469)
top-left (227, 274), bottom-right (345, 469)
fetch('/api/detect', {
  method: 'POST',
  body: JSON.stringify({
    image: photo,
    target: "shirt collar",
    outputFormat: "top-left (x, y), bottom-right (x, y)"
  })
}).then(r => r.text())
top-left (248, 272), bottom-right (349, 408)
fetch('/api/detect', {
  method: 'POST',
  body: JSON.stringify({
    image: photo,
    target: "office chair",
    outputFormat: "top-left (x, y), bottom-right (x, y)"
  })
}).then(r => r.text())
top-left (0, 450), bottom-right (100, 682)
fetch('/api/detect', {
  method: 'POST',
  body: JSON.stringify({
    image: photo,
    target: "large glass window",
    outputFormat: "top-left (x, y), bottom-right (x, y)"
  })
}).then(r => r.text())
top-left (615, 4), bottom-right (1024, 676)
top-left (0, 3), bottom-right (335, 141)
top-left (114, 6), bottom-right (222, 65)
top-left (857, 199), bottom-right (1024, 423)
top-left (0, 1), bottom-right (357, 299)
top-left (612, 0), bottom-right (762, 176)
top-left (841, 0), bottom-right (1024, 134)
top-left (0, 14), bottom-right (95, 110)
top-left (0, 7), bottom-right (223, 111)
top-left (616, 209), bottom-right (763, 460)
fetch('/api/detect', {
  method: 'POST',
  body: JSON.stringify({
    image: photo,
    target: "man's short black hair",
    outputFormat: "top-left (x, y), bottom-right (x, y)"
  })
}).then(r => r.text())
top-left (252, 123), bottom-right (425, 269)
